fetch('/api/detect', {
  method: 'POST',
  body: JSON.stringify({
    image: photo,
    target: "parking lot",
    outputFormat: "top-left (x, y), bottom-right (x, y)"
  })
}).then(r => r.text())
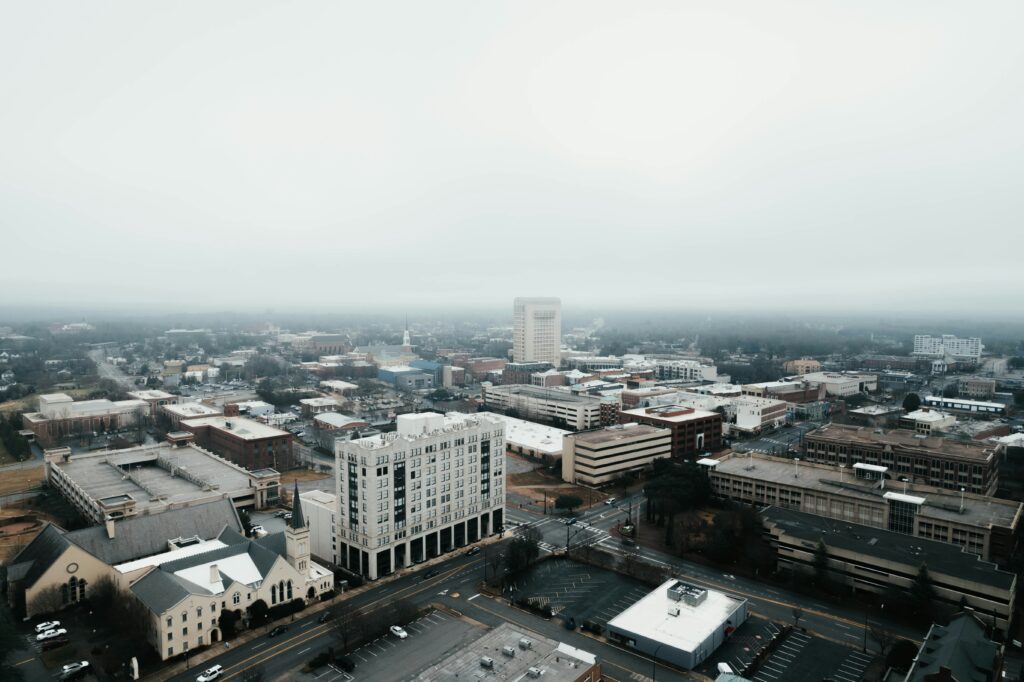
top-left (311, 610), bottom-right (485, 681)
top-left (511, 558), bottom-right (650, 628)
top-left (750, 629), bottom-right (870, 682)
top-left (733, 422), bottom-right (820, 456)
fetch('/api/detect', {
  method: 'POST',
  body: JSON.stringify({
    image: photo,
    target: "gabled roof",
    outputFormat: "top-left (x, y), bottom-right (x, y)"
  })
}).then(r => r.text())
top-left (66, 499), bottom-right (242, 565)
top-left (5, 524), bottom-right (71, 588)
top-left (131, 569), bottom-right (202, 614)
top-left (907, 612), bottom-right (998, 682)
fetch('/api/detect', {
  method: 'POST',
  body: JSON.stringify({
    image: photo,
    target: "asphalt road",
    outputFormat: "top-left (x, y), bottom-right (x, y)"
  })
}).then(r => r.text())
top-left (88, 349), bottom-right (135, 390)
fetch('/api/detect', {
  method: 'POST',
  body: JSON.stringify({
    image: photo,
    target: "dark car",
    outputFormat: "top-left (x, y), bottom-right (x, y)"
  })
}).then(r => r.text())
top-left (269, 625), bottom-right (288, 637)
top-left (465, 546), bottom-right (481, 556)
top-left (424, 568), bottom-right (441, 579)
top-left (318, 611), bottom-right (333, 624)
top-left (335, 655), bottom-right (356, 672)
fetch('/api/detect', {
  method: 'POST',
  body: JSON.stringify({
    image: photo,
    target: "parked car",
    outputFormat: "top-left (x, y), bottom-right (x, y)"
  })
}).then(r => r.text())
top-left (250, 525), bottom-right (267, 537)
top-left (36, 628), bottom-right (68, 641)
top-left (465, 546), bottom-right (481, 556)
top-left (423, 568), bottom-right (440, 579)
top-left (60, 661), bottom-right (90, 679)
top-left (318, 611), bottom-right (333, 624)
top-left (269, 625), bottom-right (288, 637)
top-left (389, 625), bottom-right (408, 639)
top-left (604, 497), bottom-right (616, 505)
top-left (35, 620), bottom-right (60, 633)
top-left (565, 517), bottom-right (578, 525)
top-left (196, 664), bottom-right (224, 681)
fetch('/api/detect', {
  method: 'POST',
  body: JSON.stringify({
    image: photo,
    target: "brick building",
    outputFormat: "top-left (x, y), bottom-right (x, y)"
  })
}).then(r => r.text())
top-left (618, 405), bottom-right (722, 458)
top-left (180, 415), bottom-right (293, 470)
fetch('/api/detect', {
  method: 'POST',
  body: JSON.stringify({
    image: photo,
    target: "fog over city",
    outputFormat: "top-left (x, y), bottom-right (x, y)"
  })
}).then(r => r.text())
top-left (2, 2), bottom-right (1022, 314)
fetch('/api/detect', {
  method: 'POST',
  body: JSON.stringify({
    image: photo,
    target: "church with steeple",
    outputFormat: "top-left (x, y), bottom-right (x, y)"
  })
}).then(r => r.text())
top-left (285, 481), bottom-right (310, 573)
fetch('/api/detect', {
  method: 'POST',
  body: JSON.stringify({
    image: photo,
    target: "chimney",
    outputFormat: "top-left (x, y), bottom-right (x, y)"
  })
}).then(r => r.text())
top-left (105, 517), bottom-right (115, 539)
top-left (210, 564), bottom-right (219, 584)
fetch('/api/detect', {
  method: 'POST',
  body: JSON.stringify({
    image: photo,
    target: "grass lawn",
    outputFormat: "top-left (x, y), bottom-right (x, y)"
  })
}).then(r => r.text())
top-left (0, 465), bottom-right (44, 496)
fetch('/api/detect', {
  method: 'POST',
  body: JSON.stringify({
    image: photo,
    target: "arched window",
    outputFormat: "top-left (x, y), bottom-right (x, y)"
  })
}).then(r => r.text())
top-left (278, 581), bottom-right (284, 602)
top-left (232, 592), bottom-right (241, 605)
top-left (78, 578), bottom-right (87, 602)
top-left (286, 580), bottom-right (293, 600)
top-left (270, 584), bottom-right (277, 605)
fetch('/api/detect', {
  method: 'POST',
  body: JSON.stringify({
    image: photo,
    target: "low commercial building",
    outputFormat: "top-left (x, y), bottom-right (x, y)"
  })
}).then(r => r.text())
top-left (377, 365), bottom-right (434, 390)
top-left (607, 578), bottom-right (748, 669)
top-left (704, 451), bottom-right (1021, 565)
top-left (654, 359), bottom-right (719, 382)
top-left (233, 400), bottom-right (275, 418)
top-left (922, 395), bottom-right (1006, 418)
top-left (958, 377), bottom-right (997, 400)
top-left (22, 393), bottom-right (149, 446)
top-left (800, 371), bottom-right (877, 397)
top-left (45, 440), bottom-right (281, 522)
top-left (413, 622), bottom-right (600, 682)
top-left (482, 413), bottom-right (568, 463)
top-left (299, 396), bottom-right (341, 417)
top-left (728, 396), bottom-right (788, 435)
top-left (181, 416), bottom-right (294, 471)
top-left (299, 489), bottom-right (338, 565)
top-left (783, 358), bottom-right (821, 375)
top-left (618, 405), bottom-right (723, 458)
top-left (847, 405), bottom-right (905, 429)
top-left (761, 506), bottom-right (1017, 635)
top-left (899, 409), bottom-right (957, 435)
top-left (312, 413), bottom-right (370, 451)
top-left (127, 390), bottom-right (179, 417)
top-left (482, 384), bottom-right (606, 430)
top-left (502, 361), bottom-right (554, 385)
top-left (160, 401), bottom-right (223, 430)
top-left (741, 380), bottom-right (825, 403)
top-left (562, 423), bottom-right (671, 485)
top-left (5, 499), bottom-right (242, 618)
top-left (802, 423), bottom-right (1000, 495)
top-left (319, 379), bottom-right (358, 394)
top-left (441, 365), bottom-right (465, 387)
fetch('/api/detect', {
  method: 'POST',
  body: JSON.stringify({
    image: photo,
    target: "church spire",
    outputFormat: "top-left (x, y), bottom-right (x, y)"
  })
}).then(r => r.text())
top-left (290, 481), bottom-right (305, 530)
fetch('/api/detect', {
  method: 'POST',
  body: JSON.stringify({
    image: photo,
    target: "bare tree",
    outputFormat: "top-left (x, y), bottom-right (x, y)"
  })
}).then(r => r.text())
top-left (240, 666), bottom-right (266, 682)
top-left (868, 622), bottom-right (897, 658)
top-left (28, 586), bottom-right (64, 617)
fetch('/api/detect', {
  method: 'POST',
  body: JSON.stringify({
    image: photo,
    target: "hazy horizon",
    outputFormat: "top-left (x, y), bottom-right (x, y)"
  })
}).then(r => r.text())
top-left (2, 2), bottom-right (1022, 312)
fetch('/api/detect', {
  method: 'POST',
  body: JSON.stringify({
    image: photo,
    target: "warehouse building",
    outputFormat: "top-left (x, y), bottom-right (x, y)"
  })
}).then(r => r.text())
top-left (607, 578), bottom-right (748, 669)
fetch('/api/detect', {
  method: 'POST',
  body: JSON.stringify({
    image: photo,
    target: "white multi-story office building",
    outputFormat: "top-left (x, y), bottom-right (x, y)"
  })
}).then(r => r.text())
top-left (335, 412), bottom-right (505, 580)
top-left (654, 360), bottom-right (718, 382)
top-left (913, 335), bottom-right (984, 362)
top-left (513, 297), bottom-right (562, 367)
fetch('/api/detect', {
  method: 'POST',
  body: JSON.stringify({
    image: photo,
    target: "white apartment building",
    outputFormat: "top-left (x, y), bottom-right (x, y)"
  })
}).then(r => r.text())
top-left (913, 335), bottom-right (984, 362)
top-left (335, 412), bottom-right (506, 580)
top-left (800, 371), bottom-right (877, 397)
top-left (300, 489), bottom-right (339, 565)
top-left (654, 359), bottom-right (718, 382)
top-left (513, 297), bottom-right (562, 367)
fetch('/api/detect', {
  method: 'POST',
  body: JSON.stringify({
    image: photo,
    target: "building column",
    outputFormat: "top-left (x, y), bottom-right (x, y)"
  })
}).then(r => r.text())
top-left (403, 540), bottom-right (412, 568)
top-left (367, 551), bottom-right (378, 580)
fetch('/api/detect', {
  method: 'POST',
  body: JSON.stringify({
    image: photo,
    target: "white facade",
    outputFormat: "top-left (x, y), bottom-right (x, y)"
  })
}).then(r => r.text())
top-left (482, 384), bottom-right (604, 430)
top-left (513, 297), bottom-right (562, 367)
top-left (335, 412), bottom-right (506, 580)
top-left (913, 335), bottom-right (984, 361)
top-left (562, 423), bottom-right (671, 485)
top-left (800, 372), bottom-right (877, 397)
top-left (654, 360), bottom-right (718, 382)
top-left (300, 490), bottom-right (339, 564)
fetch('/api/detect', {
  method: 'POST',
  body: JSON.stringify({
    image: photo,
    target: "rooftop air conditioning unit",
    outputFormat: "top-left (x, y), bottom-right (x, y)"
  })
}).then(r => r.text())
top-left (480, 656), bottom-right (494, 669)
top-left (668, 605), bottom-right (680, 617)
top-left (502, 646), bottom-right (516, 657)
top-left (527, 668), bottom-right (543, 678)
top-left (519, 638), bottom-right (533, 650)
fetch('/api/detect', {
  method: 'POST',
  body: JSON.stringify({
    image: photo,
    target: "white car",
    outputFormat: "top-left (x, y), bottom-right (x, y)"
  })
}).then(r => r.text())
top-left (196, 664), bottom-right (224, 681)
top-left (36, 628), bottom-right (67, 641)
top-left (389, 625), bottom-right (409, 639)
top-left (250, 525), bottom-right (267, 536)
top-left (604, 497), bottom-right (616, 505)
top-left (61, 661), bottom-right (90, 675)
top-left (35, 620), bottom-right (60, 633)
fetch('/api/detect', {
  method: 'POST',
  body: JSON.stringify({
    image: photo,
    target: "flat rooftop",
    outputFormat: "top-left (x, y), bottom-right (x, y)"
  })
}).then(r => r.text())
top-left (850, 405), bottom-right (903, 416)
top-left (620, 405), bottom-right (719, 423)
top-left (482, 413), bottom-right (569, 454)
top-left (904, 409), bottom-right (955, 423)
top-left (608, 578), bottom-right (746, 654)
top-left (181, 416), bottom-right (290, 440)
top-left (924, 396), bottom-right (1004, 410)
top-left (712, 452), bottom-right (1020, 530)
top-left (486, 384), bottom-right (602, 405)
top-left (128, 390), bottom-right (176, 400)
top-left (762, 506), bottom-right (1016, 591)
top-left (805, 424), bottom-right (995, 461)
top-left (300, 397), bottom-right (340, 407)
top-left (163, 402), bottom-right (222, 419)
top-left (413, 622), bottom-right (596, 682)
top-left (572, 423), bottom-right (669, 445)
top-left (52, 443), bottom-right (260, 515)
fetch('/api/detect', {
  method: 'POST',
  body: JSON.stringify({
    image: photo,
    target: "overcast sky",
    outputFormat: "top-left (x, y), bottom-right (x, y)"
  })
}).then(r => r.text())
top-left (2, 2), bottom-right (1022, 314)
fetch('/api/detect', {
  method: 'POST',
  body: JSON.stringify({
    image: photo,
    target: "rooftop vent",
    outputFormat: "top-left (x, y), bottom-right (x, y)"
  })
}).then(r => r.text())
top-left (667, 580), bottom-right (707, 607)
top-left (527, 668), bottom-right (543, 679)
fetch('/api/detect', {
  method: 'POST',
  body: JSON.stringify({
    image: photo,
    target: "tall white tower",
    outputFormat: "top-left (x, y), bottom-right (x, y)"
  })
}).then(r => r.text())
top-left (513, 297), bottom-right (562, 368)
top-left (285, 482), bottom-right (310, 574)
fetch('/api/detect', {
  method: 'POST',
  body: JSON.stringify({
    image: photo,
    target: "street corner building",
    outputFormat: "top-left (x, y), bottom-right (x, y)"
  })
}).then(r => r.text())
top-left (334, 411), bottom-right (506, 580)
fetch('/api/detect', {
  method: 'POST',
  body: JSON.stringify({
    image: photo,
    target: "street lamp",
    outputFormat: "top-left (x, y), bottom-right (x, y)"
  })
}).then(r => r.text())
top-left (652, 642), bottom-right (667, 681)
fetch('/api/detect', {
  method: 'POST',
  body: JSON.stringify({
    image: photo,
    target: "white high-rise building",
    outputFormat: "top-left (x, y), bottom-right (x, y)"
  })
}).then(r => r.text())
top-left (335, 412), bottom-right (505, 580)
top-left (513, 297), bottom-right (562, 368)
top-left (913, 335), bottom-right (984, 362)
